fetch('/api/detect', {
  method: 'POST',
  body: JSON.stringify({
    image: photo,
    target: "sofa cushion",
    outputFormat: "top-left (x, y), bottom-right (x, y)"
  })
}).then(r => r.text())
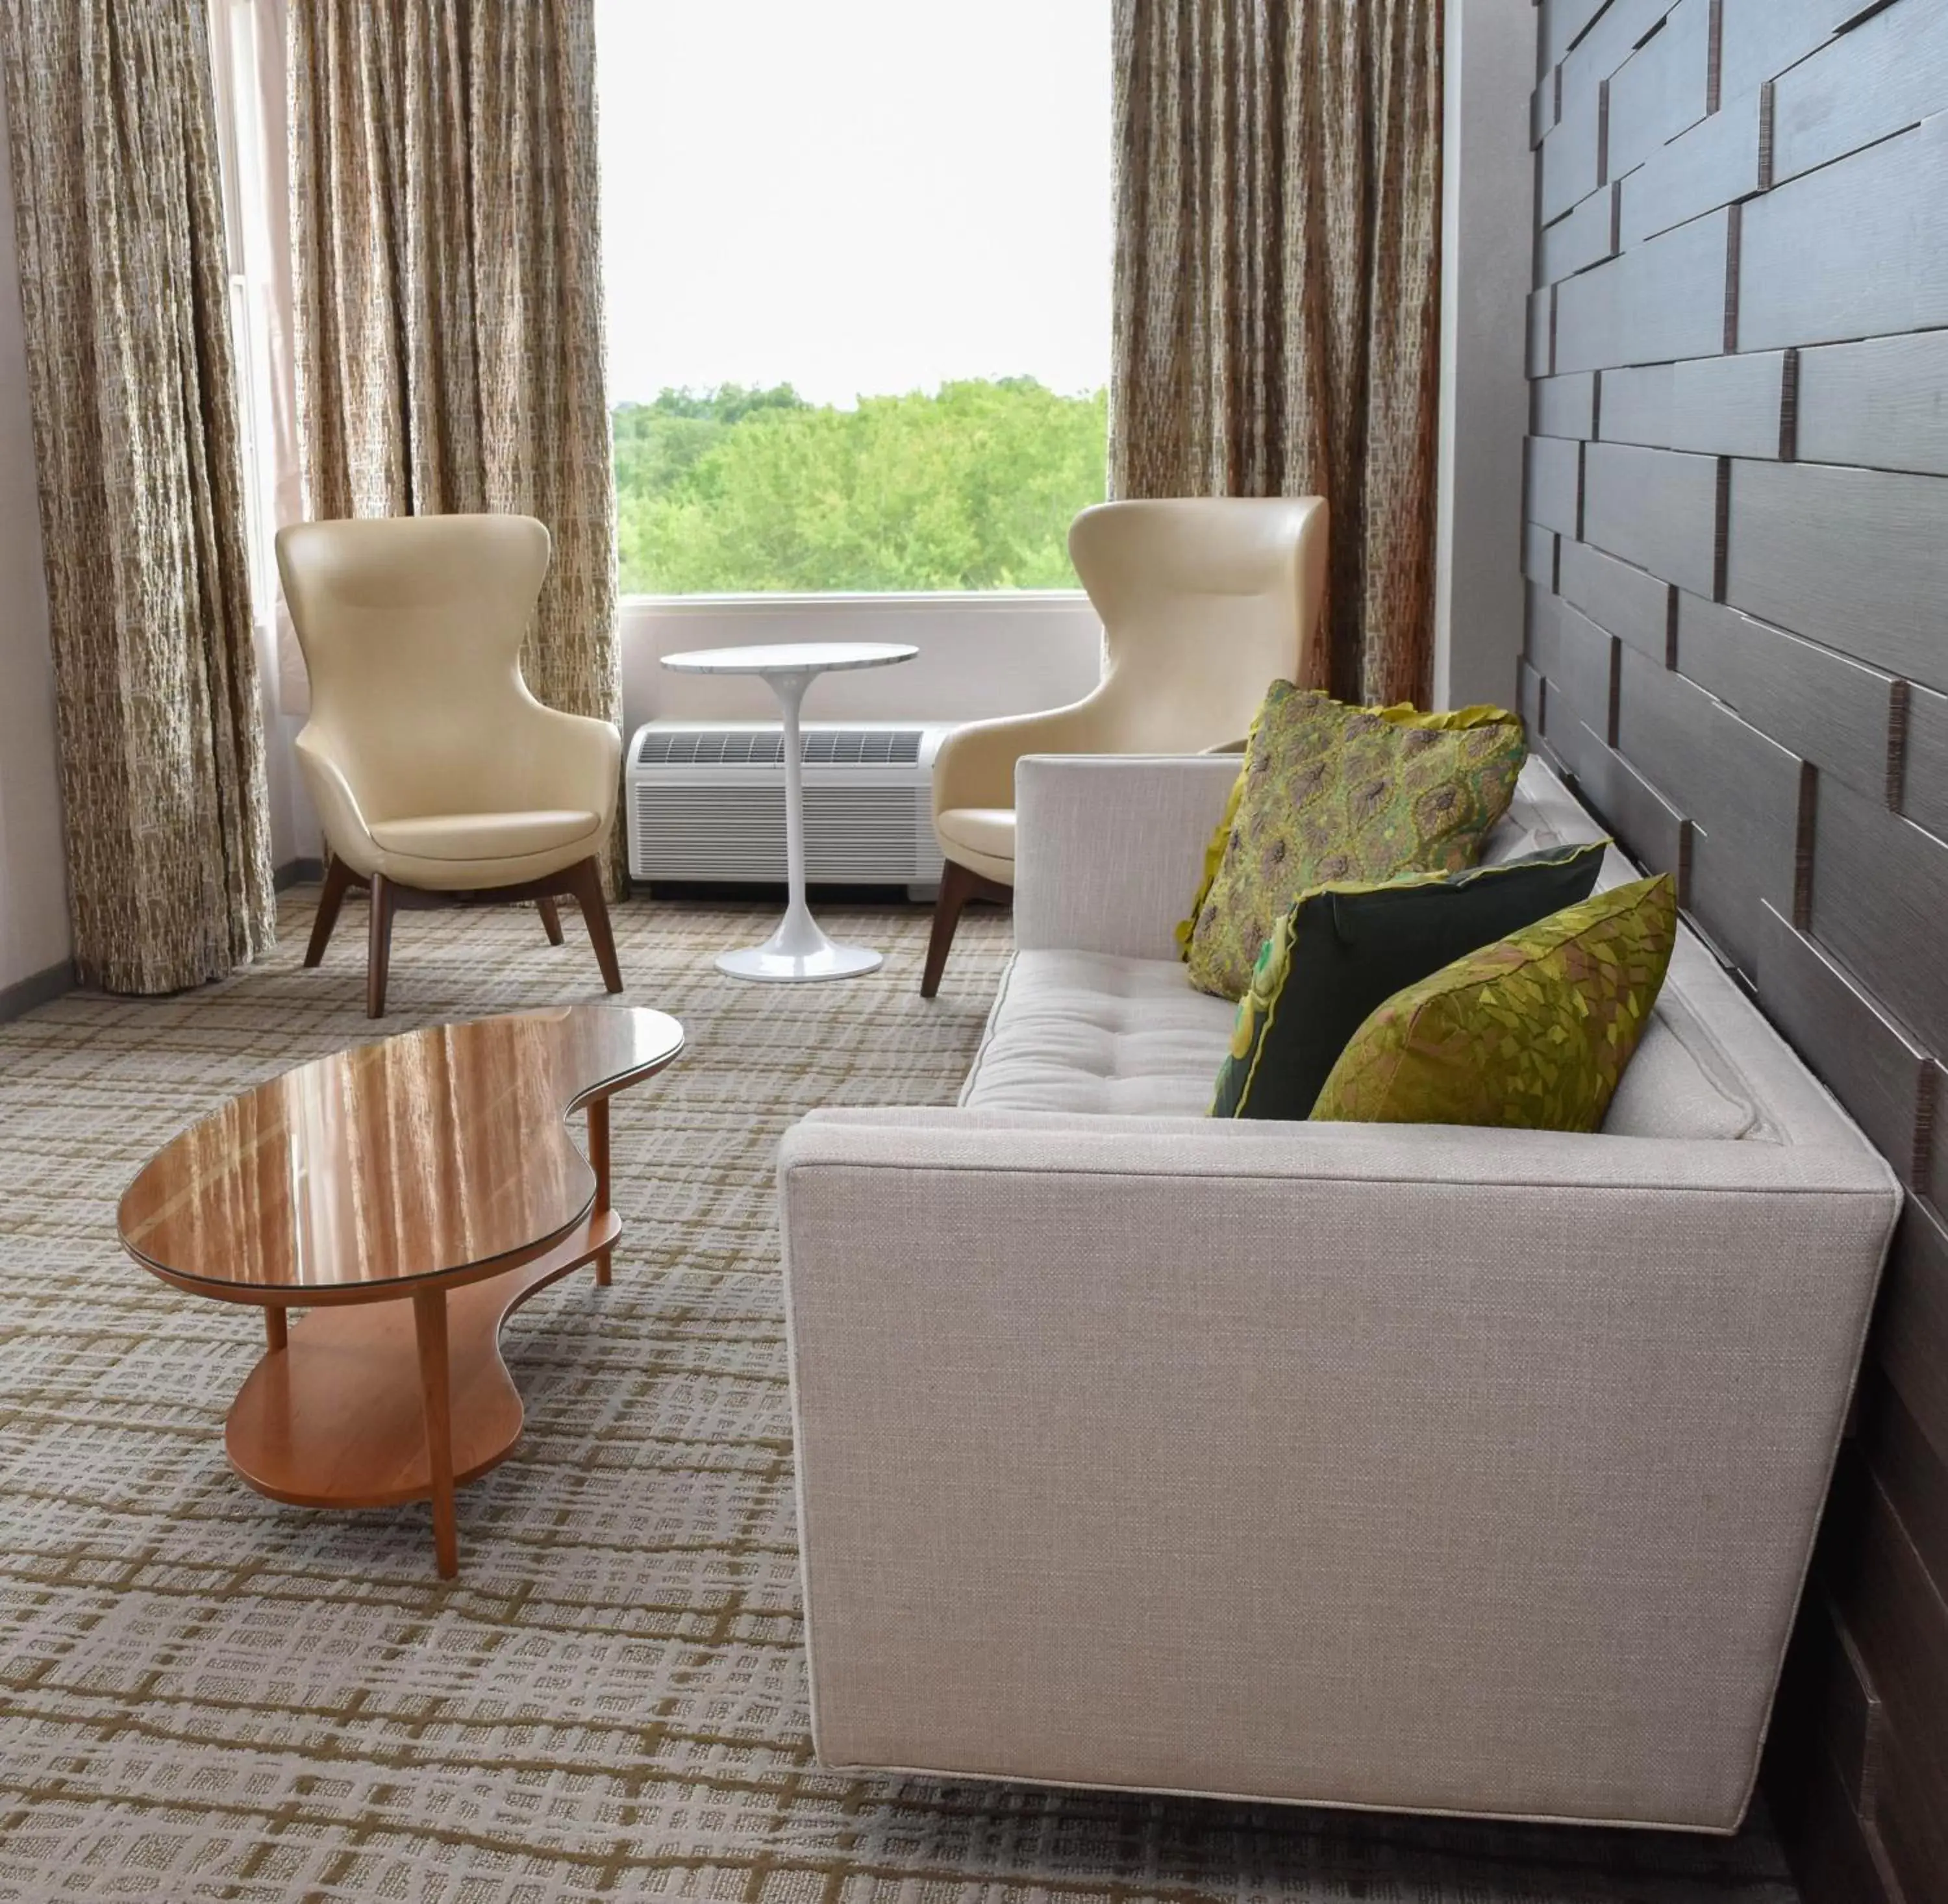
top-left (1181, 686), bottom-right (1527, 1001)
top-left (960, 951), bottom-right (1240, 1117)
top-left (969, 755), bottom-right (1821, 1147)
top-left (1212, 842), bottom-right (1609, 1120)
top-left (964, 940), bottom-right (1759, 1140)
top-left (1310, 875), bottom-right (1679, 1132)
top-left (1606, 1010), bottom-right (1758, 1140)
top-left (1482, 778), bottom-right (1573, 865)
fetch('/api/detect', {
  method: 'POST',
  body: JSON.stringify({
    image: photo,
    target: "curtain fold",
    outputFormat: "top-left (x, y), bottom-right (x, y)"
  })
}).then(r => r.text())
top-left (1110, 0), bottom-right (1443, 706)
top-left (0, 0), bottom-right (276, 994)
top-left (288, 0), bottom-right (620, 866)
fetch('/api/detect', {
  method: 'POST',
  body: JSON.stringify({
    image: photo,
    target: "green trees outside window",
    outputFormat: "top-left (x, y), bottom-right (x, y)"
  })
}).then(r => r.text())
top-left (612, 378), bottom-right (1108, 595)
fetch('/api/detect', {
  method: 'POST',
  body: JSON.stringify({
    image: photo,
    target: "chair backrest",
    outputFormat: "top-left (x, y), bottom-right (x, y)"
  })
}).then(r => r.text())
top-left (1068, 497), bottom-right (1328, 752)
top-left (276, 514), bottom-right (552, 819)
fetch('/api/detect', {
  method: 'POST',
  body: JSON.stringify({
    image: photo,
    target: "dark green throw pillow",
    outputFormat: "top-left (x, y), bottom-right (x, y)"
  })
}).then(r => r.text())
top-left (1210, 841), bottom-right (1610, 1120)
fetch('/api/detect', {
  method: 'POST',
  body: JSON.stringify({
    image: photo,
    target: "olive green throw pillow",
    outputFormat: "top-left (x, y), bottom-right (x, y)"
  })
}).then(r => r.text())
top-left (1181, 684), bottom-right (1528, 1001)
top-left (1310, 875), bottom-right (1677, 1131)
top-left (1210, 841), bottom-right (1609, 1120)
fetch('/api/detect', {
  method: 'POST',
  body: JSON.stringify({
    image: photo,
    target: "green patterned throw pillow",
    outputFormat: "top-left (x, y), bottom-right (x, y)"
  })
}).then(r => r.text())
top-left (1211, 841), bottom-right (1609, 1120)
top-left (1180, 685), bottom-right (1528, 1001)
top-left (1310, 875), bottom-right (1677, 1131)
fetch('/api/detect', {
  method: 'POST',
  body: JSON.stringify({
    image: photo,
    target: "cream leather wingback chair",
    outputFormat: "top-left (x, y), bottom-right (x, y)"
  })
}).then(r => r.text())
top-left (277, 515), bottom-right (624, 1018)
top-left (921, 495), bottom-right (1328, 995)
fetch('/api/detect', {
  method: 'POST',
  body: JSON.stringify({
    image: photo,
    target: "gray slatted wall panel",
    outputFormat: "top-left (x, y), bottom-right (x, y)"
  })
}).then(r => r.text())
top-left (1524, 2), bottom-right (1948, 1897)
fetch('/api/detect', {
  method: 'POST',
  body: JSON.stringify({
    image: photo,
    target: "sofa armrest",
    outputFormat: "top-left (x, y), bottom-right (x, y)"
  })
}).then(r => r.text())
top-left (1014, 753), bottom-right (1241, 958)
top-left (782, 1104), bottom-right (1897, 1206)
top-left (779, 1107), bottom-right (1897, 1825)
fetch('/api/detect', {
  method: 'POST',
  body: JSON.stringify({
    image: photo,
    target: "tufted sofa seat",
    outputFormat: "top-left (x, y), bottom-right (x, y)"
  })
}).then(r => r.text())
top-left (956, 764), bottom-right (1766, 1140)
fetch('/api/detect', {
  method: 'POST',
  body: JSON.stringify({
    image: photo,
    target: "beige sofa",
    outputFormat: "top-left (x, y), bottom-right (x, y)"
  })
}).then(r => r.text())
top-left (778, 753), bottom-right (1899, 1833)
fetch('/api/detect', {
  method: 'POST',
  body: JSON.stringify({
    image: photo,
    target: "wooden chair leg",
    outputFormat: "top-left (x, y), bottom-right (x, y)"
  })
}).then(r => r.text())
top-left (565, 857), bottom-right (623, 994)
top-left (366, 873), bottom-right (396, 1018)
top-left (538, 897), bottom-right (565, 946)
top-left (305, 856), bottom-right (355, 968)
top-left (921, 859), bottom-right (978, 999)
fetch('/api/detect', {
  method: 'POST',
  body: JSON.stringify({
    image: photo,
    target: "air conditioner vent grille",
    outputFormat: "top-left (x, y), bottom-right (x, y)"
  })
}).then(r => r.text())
top-left (624, 719), bottom-right (947, 886)
top-left (632, 786), bottom-right (940, 882)
top-left (634, 727), bottom-right (923, 768)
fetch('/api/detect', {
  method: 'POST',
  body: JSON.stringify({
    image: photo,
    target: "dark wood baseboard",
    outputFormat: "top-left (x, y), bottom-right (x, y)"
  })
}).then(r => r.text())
top-left (0, 957), bottom-right (74, 1023)
top-left (274, 857), bottom-right (326, 893)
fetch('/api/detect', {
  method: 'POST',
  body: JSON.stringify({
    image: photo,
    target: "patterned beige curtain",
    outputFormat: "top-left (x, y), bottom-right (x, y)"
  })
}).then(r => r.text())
top-left (1110, 0), bottom-right (1443, 706)
top-left (0, 0), bottom-right (276, 993)
top-left (288, 0), bottom-right (620, 859)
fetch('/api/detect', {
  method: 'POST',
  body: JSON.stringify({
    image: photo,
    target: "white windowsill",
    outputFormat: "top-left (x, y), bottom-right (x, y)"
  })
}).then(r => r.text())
top-left (618, 589), bottom-right (1089, 613)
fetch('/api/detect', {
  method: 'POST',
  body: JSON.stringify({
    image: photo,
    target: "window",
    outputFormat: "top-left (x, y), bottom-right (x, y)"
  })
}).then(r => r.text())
top-left (205, 0), bottom-right (279, 625)
top-left (595, 1), bottom-right (1112, 597)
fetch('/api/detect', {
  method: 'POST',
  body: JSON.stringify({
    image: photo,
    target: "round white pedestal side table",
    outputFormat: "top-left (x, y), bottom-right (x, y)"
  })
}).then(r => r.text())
top-left (658, 641), bottom-right (919, 982)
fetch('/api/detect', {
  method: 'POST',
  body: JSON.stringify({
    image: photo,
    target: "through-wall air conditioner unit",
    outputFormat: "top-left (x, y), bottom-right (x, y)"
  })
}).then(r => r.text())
top-left (626, 721), bottom-right (952, 892)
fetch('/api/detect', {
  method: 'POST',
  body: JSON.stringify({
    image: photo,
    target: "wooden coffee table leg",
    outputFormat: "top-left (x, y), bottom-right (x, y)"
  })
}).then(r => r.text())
top-left (588, 1096), bottom-right (612, 1287)
top-left (412, 1288), bottom-right (460, 1577)
top-left (264, 1307), bottom-right (288, 1353)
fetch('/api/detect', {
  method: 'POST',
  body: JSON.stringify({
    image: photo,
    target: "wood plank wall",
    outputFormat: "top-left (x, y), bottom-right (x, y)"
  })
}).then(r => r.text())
top-left (1524, 3), bottom-right (1948, 1898)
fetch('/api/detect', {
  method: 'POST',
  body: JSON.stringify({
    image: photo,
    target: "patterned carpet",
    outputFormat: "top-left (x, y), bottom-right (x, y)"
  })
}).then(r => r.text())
top-left (0, 888), bottom-right (1800, 1903)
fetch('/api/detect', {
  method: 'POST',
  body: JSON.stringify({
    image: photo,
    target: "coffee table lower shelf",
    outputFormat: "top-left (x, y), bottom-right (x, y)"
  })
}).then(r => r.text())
top-left (225, 1208), bottom-right (623, 1568)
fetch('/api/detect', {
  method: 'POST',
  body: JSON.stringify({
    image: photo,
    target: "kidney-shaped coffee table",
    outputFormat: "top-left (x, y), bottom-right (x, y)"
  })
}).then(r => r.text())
top-left (117, 1006), bottom-right (684, 1576)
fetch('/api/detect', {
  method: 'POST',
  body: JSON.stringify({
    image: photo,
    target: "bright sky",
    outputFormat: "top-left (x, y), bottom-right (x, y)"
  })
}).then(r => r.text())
top-left (593, 1), bottom-right (1112, 407)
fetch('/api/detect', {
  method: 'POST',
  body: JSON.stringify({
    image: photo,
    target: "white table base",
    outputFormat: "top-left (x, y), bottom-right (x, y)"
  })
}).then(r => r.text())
top-left (716, 940), bottom-right (882, 983)
top-left (717, 665), bottom-right (884, 984)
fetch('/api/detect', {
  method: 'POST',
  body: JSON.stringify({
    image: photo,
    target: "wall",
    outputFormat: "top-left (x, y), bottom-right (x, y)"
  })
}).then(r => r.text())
top-left (261, 642), bottom-right (315, 871)
top-left (1433, 0), bottom-right (1536, 712)
top-left (620, 592), bottom-right (1103, 733)
top-left (1523, 2), bottom-right (1948, 1897)
top-left (0, 89), bottom-right (71, 1004)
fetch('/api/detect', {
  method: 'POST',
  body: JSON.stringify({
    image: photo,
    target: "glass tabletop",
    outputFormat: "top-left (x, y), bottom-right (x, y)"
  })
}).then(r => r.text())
top-left (118, 1007), bottom-right (684, 1298)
